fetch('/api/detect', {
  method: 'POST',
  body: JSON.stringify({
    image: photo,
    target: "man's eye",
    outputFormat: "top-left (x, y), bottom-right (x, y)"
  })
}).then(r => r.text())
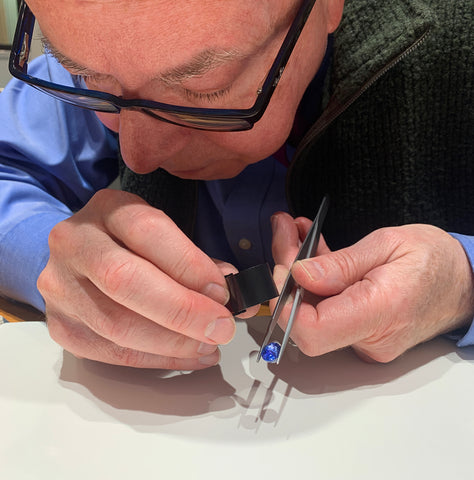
top-left (183, 85), bottom-right (231, 103)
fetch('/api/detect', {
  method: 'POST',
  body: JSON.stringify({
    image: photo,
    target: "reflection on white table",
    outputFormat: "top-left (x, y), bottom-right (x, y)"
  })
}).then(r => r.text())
top-left (0, 320), bottom-right (473, 480)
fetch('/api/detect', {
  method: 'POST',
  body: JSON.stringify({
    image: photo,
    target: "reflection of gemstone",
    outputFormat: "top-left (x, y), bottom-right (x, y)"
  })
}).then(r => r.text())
top-left (261, 342), bottom-right (281, 363)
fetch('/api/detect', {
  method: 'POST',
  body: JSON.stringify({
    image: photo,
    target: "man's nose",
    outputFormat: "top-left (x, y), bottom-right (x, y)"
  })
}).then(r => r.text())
top-left (118, 109), bottom-right (192, 174)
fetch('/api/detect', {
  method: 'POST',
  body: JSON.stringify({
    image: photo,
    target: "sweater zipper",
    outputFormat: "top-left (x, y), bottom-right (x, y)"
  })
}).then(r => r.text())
top-left (290, 28), bottom-right (432, 166)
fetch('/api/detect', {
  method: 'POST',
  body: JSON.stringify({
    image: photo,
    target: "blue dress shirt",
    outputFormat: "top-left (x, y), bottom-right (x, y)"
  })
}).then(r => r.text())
top-left (1, 54), bottom-right (473, 347)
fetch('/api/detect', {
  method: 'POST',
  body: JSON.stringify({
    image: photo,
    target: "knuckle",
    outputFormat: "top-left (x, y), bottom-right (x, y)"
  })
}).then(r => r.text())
top-left (91, 188), bottom-right (117, 206)
top-left (96, 254), bottom-right (139, 303)
top-left (48, 220), bottom-right (74, 254)
top-left (168, 333), bottom-right (194, 357)
top-left (373, 226), bottom-right (398, 243)
top-left (126, 208), bottom-right (168, 243)
top-left (48, 217), bottom-right (93, 265)
top-left (158, 356), bottom-right (187, 370)
top-left (371, 227), bottom-right (405, 255)
top-left (37, 264), bottom-right (70, 305)
top-left (127, 209), bottom-right (209, 282)
top-left (113, 345), bottom-right (148, 368)
top-left (331, 250), bottom-right (359, 282)
top-left (90, 311), bottom-right (131, 346)
top-left (168, 334), bottom-right (203, 359)
top-left (164, 293), bottom-right (196, 334)
top-left (36, 266), bottom-right (55, 296)
top-left (352, 277), bottom-right (380, 309)
top-left (172, 247), bottom-right (200, 281)
top-left (111, 346), bottom-right (184, 370)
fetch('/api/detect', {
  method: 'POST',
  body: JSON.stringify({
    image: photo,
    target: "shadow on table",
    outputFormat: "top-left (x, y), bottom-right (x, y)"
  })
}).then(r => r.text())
top-left (245, 319), bottom-right (474, 396)
top-left (58, 317), bottom-right (472, 425)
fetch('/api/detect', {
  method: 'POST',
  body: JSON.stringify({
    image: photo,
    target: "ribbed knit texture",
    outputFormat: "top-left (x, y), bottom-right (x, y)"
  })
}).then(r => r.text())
top-left (121, 0), bottom-right (473, 250)
top-left (289, 0), bottom-right (474, 248)
top-left (288, 0), bottom-right (473, 249)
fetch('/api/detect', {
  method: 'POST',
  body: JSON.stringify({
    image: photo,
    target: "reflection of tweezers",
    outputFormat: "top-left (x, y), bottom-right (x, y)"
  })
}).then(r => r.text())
top-left (257, 196), bottom-right (329, 364)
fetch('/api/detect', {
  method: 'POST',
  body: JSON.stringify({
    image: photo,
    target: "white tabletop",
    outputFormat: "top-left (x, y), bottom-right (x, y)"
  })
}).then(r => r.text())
top-left (1, 320), bottom-right (473, 480)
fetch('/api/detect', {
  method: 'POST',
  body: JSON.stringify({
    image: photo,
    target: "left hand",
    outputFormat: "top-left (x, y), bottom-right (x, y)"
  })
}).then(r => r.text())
top-left (271, 212), bottom-right (474, 362)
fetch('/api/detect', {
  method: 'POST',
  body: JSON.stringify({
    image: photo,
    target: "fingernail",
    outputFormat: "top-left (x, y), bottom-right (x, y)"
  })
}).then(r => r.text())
top-left (202, 282), bottom-right (230, 305)
top-left (199, 349), bottom-right (221, 366)
top-left (197, 342), bottom-right (218, 355)
top-left (297, 260), bottom-right (325, 281)
top-left (205, 317), bottom-right (236, 344)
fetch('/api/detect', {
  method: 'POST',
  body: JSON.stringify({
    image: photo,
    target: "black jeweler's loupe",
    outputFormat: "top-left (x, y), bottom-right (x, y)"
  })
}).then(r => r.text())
top-left (225, 263), bottom-right (279, 316)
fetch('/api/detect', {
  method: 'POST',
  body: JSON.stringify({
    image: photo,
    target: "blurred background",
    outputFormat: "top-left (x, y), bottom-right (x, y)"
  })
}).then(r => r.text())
top-left (1, 0), bottom-right (41, 89)
top-left (0, 0), bottom-right (19, 87)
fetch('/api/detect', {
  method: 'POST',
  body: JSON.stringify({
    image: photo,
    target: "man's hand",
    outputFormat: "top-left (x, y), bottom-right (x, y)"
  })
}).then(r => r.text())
top-left (38, 189), bottom-right (239, 369)
top-left (271, 212), bottom-right (474, 362)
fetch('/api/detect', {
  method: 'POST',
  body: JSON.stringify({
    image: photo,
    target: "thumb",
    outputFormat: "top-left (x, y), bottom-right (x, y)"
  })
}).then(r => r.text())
top-left (291, 234), bottom-right (392, 296)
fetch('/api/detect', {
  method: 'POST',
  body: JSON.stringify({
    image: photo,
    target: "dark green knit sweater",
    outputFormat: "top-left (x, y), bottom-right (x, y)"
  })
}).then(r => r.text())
top-left (121, 0), bottom-right (473, 251)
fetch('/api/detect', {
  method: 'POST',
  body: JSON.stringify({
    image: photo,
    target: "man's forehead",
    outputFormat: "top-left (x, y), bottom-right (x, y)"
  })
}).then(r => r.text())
top-left (29, 0), bottom-right (296, 83)
top-left (32, 0), bottom-right (274, 12)
top-left (31, 0), bottom-right (291, 20)
top-left (41, 0), bottom-right (154, 4)
top-left (30, 0), bottom-right (278, 32)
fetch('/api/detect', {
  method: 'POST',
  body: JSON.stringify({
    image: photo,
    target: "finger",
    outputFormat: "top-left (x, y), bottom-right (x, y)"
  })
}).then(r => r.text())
top-left (273, 263), bottom-right (289, 293)
top-left (50, 275), bottom-right (222, 358)
top-left (94, 190), bottom-right (230, 305)
top-left (269, 263), bottom-right (290, 314)
top-left (294, 217), bottom-right (313, 240)
top-left (47, 313), bottom-right (221, 369)
top-left (54, 228), bottom-right (236, 345)
top-left (291, 230), bottom-right (396, 297)
top-left (294, 218), bottom-right (331, 255)
top-left (271, 212), bottom-right (300, 267)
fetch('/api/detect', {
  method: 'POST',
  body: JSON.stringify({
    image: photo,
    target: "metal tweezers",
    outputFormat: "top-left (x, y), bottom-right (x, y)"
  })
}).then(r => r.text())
top-left (257, 196), bottom-right (329, 364)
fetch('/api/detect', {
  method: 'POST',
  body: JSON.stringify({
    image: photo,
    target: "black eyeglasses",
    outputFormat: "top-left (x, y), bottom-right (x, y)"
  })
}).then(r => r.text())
top-left (9, 0), bottom-right (317, 132)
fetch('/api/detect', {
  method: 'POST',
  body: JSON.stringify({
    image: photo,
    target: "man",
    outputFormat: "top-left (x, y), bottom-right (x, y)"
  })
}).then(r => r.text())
top-left (1, 0), bottom-right (473, 369)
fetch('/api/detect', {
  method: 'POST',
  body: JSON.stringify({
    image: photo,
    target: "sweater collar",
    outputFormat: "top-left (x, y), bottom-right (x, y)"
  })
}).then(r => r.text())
top-left (295, 0), bottom-right (437, 155)
top-left (331, 0), bottom-right (437, 104)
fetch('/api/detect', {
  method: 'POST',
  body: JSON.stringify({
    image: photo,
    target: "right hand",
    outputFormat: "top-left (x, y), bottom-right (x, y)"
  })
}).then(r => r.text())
top-left (37, 189), bottom-right (238, 369)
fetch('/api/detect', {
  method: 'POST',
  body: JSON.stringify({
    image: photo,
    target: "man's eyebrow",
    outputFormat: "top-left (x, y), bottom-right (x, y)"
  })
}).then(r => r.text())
top-left (41, 35), bottom-right (99, 76)
top-left (41, 34), bottom-right (242, 83)
top-left (159, 48), bottom-right (243, 86)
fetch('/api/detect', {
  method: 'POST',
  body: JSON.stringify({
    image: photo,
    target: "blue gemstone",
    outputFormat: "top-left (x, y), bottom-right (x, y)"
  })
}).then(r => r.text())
top-left (261, 342), bottom-right (281, 363)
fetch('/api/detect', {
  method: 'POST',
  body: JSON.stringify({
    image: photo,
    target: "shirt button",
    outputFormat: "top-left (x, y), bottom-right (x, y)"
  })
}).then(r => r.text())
top-left (238, 238), bottom-right (252, 250)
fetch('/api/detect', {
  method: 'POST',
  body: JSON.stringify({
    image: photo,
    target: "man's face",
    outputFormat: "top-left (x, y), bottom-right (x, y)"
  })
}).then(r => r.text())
top-left (28, 0), bottom-right (343, 179)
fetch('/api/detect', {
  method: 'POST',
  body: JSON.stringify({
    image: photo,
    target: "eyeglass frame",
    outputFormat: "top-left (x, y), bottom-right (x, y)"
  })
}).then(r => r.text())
top-left (9, 0), bottom-right (317, 132)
